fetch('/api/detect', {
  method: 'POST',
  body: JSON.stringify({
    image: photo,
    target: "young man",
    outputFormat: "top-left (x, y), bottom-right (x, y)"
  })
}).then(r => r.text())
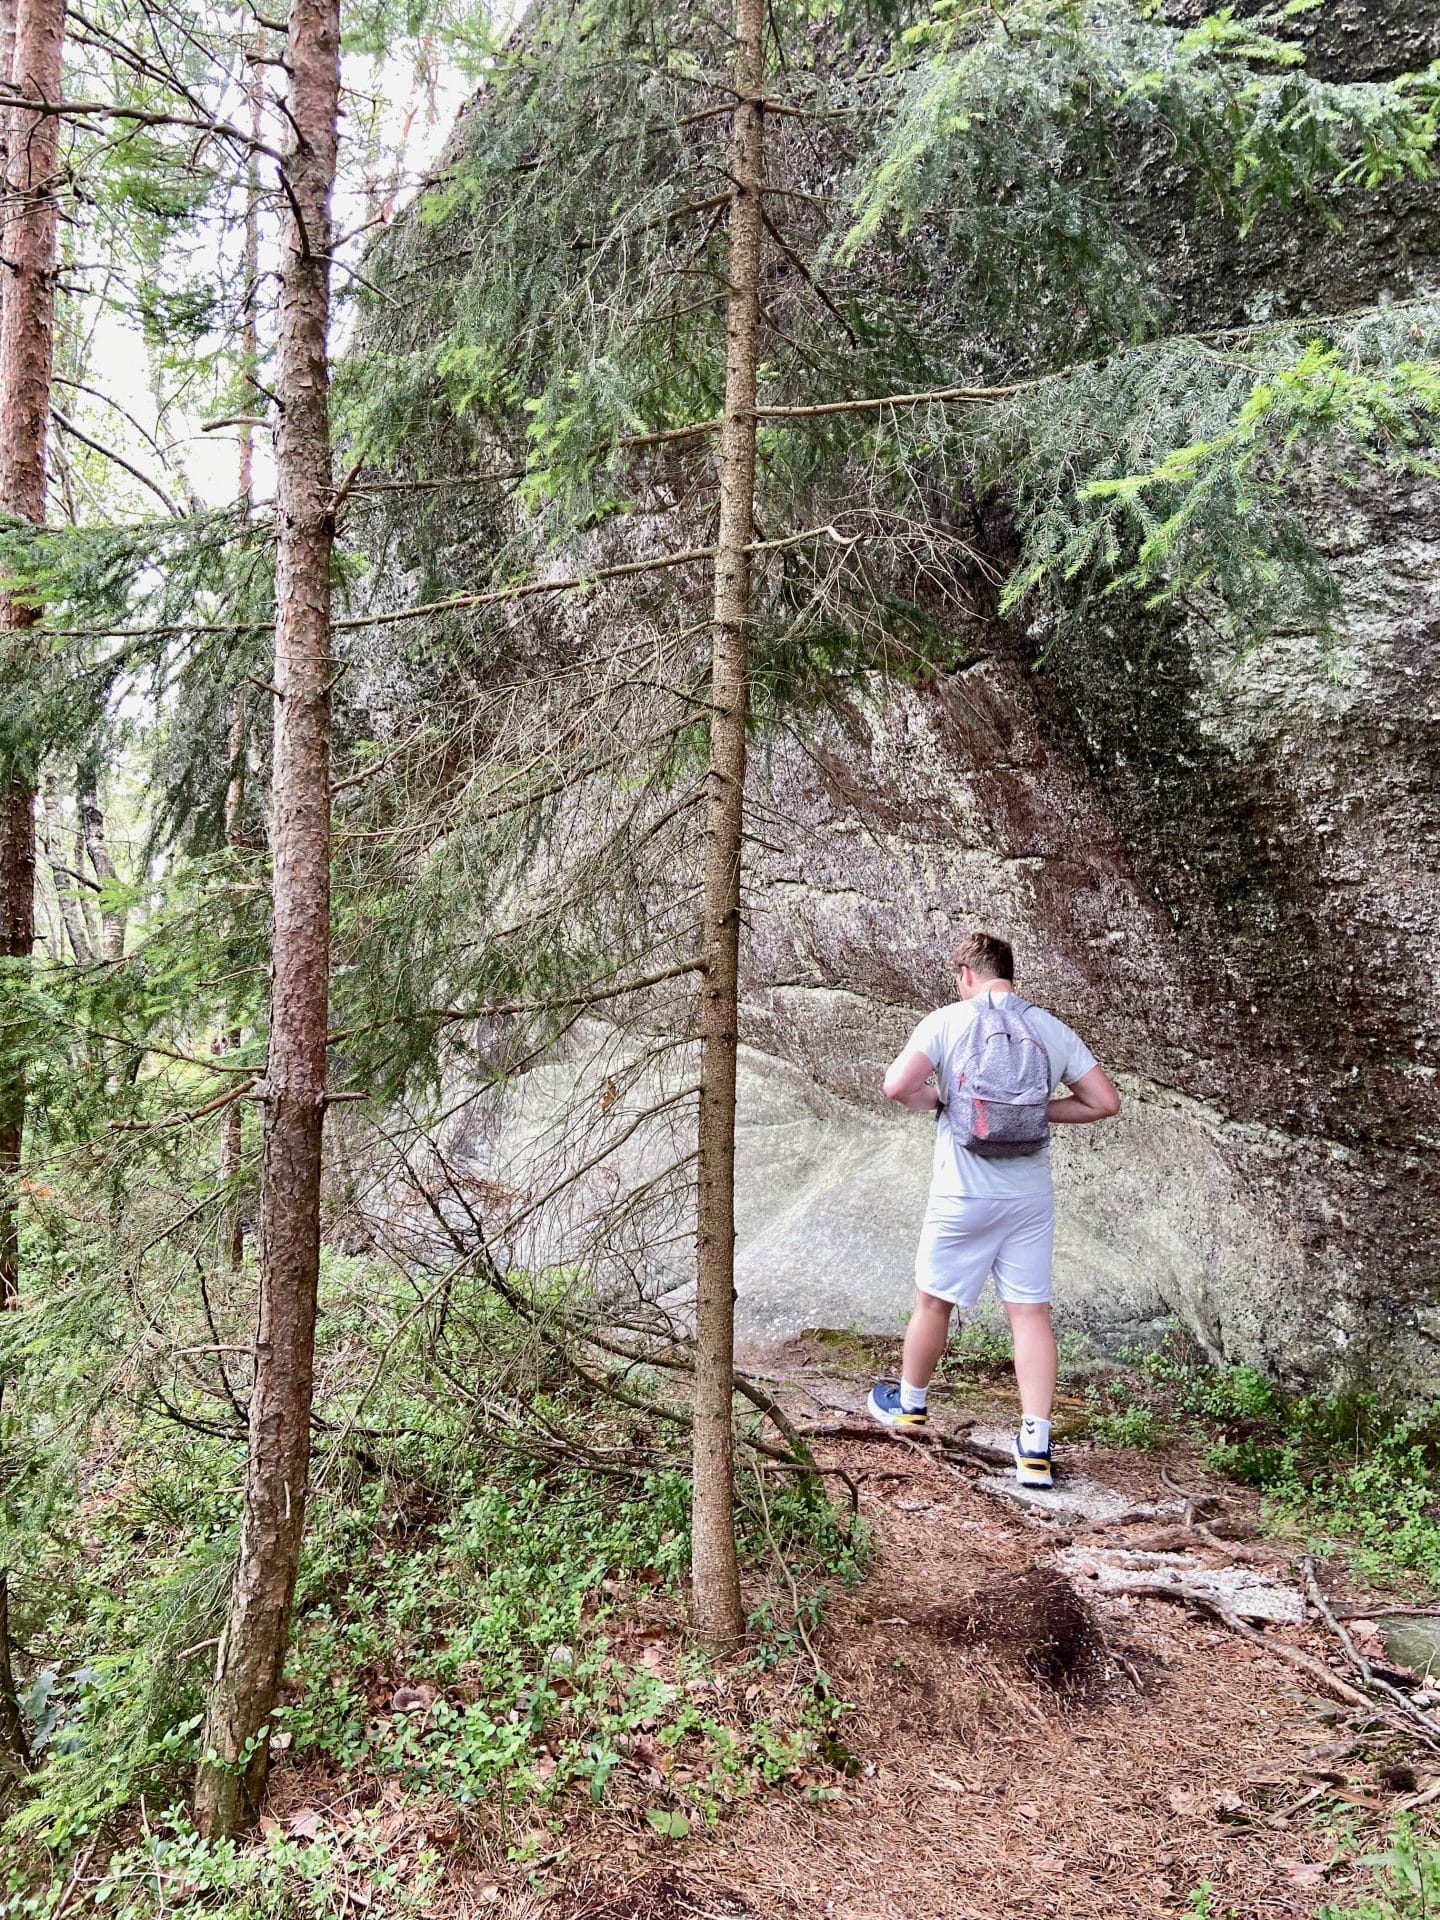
top-left (868, 931), bottom-right (1120, 1488)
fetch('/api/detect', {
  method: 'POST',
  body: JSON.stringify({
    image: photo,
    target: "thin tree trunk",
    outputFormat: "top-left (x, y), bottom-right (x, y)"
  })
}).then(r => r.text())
top-left (218, 104), bottom-right (260, 1271)
top-left (0, 776), bottom-right (34, 1791)
top-left (219, 695), bottom-right (247, 1269)
top-left (78, 788), bottom-right (123, 960)
top-left (0, 1572), bottom-right (29, 1783)
top-left (0, 794), bottom-right (34, 1305)
top-left (71, 811), bottom-right (98, 955)
top-left (193, 0), bottom-right (339, 1842)
top-left (0, 0), bottom-right (62, 1790)
top-left (690, 0), bottom-right (765, 1648)
top-left (38, 784), bottom-right (94, 965)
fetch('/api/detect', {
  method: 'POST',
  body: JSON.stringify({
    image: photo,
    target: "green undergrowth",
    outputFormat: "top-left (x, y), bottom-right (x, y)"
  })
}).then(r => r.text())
top-left (1316, 1818), bottom-right (1440, 1919)
top-left (2, 1257), bottom-right (870, 1918)
top-left (1083, 1331), bottom-right (1440, 1592)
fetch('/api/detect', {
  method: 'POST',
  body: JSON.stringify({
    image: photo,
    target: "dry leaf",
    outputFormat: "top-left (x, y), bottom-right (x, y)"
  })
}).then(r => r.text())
top-left (1280, 1861), bottom-right (1328, 1888)
top-left (1033, 1854), bottom-right (1064, 1874)
top-left (390, 1683), bottom-right (437, 1713)
top-left (477, 1885), bottom-right (502, 1904)
top-left (1015, 1802), bottom-right (1042, 1820)
top-left (1167, 1788), bottom-right (1202, 1817)
top-left (287, 1808), bottom-right (320, 1841)
top-left (258, 1815), bottom-right (281, 1839)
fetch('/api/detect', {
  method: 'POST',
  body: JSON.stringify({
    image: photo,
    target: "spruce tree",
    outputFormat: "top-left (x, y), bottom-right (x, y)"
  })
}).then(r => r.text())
top-left (192, 0), bottom-right (342, 1840)
top-left (0, 0), bottom-right (65, 1787)
top-left (335, 0), bottom-right (1435, 1635)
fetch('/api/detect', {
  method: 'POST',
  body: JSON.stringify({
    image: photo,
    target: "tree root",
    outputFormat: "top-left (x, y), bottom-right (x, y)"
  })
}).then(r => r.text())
top-left (1122, 1581), bottom-right (1440, 1754)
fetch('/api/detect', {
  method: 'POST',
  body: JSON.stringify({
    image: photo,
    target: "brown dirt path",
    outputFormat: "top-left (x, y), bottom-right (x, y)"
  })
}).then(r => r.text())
top-left (630, 1390), bottom-right (1433, 1920)
top-left (686, 1429), bottom-right (1376, 1920)
top-left (267, 1364), bottom-right (1438, 1920)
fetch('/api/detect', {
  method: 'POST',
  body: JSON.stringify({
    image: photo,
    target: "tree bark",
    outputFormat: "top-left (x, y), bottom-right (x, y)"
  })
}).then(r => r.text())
top-left (79, 787), bottom-right (125, 961)
top-left (219, 695), bottom-right (247, 1270)
top-left (690, 0), bottom-right (765, 1648)
top-left (193, 0), bottom-right (338, 1841)
top-left (0, 0), bottom-right (62, 1791)
top-left (218, 103), bottom-right (260, 1272)
top-left (0, 793), bottom-right (35, 1304)
top-left (37, 786), bottom-right (93, 965)
top-left (0, 1571), bottom-right (29, 1785)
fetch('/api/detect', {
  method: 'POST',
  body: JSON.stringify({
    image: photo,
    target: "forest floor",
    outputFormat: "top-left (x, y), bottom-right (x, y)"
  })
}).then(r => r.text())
top-left (258, 1336), bottom-right (1440, 1920)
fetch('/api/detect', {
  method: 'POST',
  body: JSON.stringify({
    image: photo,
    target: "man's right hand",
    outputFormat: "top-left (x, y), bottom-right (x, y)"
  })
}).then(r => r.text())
top-left (883, 1047), bottom-right (943, 1111)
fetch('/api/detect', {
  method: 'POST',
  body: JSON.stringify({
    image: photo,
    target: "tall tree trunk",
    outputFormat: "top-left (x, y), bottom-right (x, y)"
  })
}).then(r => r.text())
top-left (0, 0), bottom-right (63, 1789)
top-left (219, 695), bottom-right (247, 1270)
top-left (78, 787), bottom-right (124, 961)
top-left (194, 0), bottom-right (339, 1841)
top-left (690, 0), bottom-right (765, 1648)
top-left (38, 784), bottom-right (93, 965)
top-left (218, 105), bottom-right (261, 1272)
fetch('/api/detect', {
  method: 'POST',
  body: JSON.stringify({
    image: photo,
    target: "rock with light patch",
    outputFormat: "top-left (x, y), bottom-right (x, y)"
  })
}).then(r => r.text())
top-left (1055, 1545), bottom-right (1304, 1624)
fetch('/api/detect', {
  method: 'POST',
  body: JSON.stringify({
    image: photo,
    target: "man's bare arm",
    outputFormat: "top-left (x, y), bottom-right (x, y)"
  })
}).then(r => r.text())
top-left (883, 1046), bottom-right (941, 1112)
top-left (1048, 1064), bottom-right (1121, 1124)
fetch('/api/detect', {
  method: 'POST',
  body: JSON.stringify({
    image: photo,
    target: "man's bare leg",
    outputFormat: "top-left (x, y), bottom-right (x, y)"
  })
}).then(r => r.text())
top-left (900, 1288), bottom-right (953, 1391)
top-left (868, 1290), bottom-right (953, 1427)
top-left (1004, 1300), bottom-right (1057, 1419)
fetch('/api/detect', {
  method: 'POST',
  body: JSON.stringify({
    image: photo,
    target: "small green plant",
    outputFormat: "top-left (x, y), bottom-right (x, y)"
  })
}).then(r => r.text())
top-left (941, 1315), bottom-right (1014, 1382)
top-left (1080, 1329), bottom-right (1440, 1592)
top-left (1186, 1883), bottom-right (1216, 1918)
top-left (1, 1812), bottom-right (445, 1920)
top-left (1318, 1818), bottom-right (1440, 1918)
top-left (1088, 1403), bottom-right (1163, 1449)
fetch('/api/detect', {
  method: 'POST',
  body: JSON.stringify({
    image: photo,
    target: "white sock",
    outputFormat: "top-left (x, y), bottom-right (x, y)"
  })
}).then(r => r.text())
top-left (1019, 1415), bottom-right (1052, 1451)
top-left (900, 1378), bottom-right (928, 1413)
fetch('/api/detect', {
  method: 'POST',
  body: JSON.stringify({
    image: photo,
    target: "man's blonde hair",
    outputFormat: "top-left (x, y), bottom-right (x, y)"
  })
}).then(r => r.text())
top-left (952, 930), bottom-right (1015, 982)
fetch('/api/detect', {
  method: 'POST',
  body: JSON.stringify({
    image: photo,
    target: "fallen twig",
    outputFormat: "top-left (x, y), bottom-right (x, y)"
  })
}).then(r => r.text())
top-left (1123, 1581), bottom-right (1440, 1752)
top-left (1160, 1464), bottom-right (1197, 1527)
top-left (1092, 1523), bottom-right (1283, 1566)
top-left (750, 1458), bottom-right (827, 1690)
top-left (1334, 1604), bottom-right (1440, 1621)
top-left (1302, 1557), bottom-right (1440, 1744)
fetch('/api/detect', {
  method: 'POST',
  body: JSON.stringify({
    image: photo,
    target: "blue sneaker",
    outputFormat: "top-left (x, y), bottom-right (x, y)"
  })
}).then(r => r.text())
top-left (1013, 1429), bottom-right (1054, 1489)
top-left (867, 1381), bottom-right (928, 1430)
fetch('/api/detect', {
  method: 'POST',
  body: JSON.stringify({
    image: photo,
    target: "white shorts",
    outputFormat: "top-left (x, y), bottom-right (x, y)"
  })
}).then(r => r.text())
top-left (915, 1194), bottom-right (1055, 1308)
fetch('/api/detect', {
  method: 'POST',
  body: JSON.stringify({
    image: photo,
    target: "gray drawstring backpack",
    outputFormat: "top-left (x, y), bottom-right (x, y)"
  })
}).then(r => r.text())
top-left (940, 993), bottom-right (1052, 1160)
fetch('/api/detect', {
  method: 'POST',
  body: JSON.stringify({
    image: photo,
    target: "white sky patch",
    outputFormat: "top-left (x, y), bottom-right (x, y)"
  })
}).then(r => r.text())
top-left (71, 30), bottom-right (483, 516)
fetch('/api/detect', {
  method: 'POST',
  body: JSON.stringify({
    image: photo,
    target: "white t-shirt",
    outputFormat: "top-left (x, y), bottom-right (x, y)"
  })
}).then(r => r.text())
top-left (906, 993), bottom-right (1099, 1202)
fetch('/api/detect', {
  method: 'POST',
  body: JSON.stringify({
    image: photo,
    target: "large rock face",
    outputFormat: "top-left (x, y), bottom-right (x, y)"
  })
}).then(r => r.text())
top-left (734, 0), bottom-right (1440, 1385)
top-left (733, 483), bottom-right (1440, 1390)
top-left (355, 0), bottom-right (1440, 1395)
